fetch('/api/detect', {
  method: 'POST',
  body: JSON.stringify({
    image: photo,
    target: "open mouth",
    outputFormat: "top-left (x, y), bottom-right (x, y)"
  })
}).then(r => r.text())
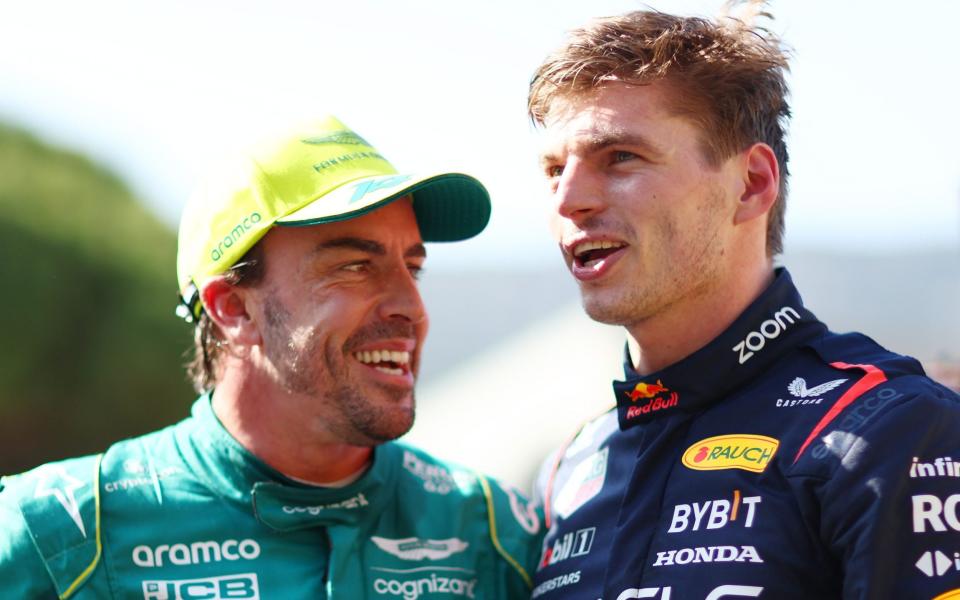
top-left (573, 240), bottom-right (627, 268)
top-left (353, 350), bottom-right (411, 376)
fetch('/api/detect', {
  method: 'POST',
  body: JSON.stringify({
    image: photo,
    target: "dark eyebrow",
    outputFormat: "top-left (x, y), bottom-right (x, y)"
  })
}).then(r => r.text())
top-left (540, 129), bottom-right (664, 166)
top-left (315, 237), bottom-right (386, 255)
top-left (314, 237), bottom-right (426, 259)
top-left (405, 243), bottom-right (427, 259)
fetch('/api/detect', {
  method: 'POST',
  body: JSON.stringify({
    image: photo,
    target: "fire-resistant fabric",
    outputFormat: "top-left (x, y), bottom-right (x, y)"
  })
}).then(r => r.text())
top-left (0, 396), bottom-right (541, 599)
top-left (530, 268), bottom-right (960, 600)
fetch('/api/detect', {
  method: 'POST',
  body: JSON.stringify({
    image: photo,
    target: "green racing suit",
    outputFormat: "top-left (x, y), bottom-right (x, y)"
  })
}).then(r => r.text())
top-left (0, 396), bottom-right (541, 599)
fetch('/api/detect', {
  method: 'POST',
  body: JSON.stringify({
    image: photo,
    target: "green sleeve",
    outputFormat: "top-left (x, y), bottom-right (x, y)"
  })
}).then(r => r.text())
top-left (478, 474), bottom-right (546, 598)
top-left (0, 475), bottom-right (60, 599)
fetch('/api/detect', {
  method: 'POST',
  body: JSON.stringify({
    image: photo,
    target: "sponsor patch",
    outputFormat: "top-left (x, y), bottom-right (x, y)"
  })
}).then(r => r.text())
top-left (622, 380), bottom-right (680, 421)
top-left (809, 386), bottom-right (902, 460)
top-left (531, 570), bottom-right (581, 598)
top-left (403, 451), bottom-right (460, 495)
top-left (553, 447), bottom-right (608, 519)
top-left (916, 550), bottom-right (960, 577)
top-left (371, 567), bottom-right (477, 599)
top-left (371, 537), bottom-right (469, 561)
top-left (105, 466), bottom-right (181, 494)
top-left (733, 305), bottom-right (800, 364)
top-left (142, 573), bottom-right (259, 599)
top-left (132, 539), bottom-right (261, 568)
top-left (681, 435), bottom-right (778, 473)
top-left (933, 589), bottom-right (960, 600)
top-left (615, 585), bottom-right (763, 600)
top-left (787, 377), bottom-right (847, 398)
top-left (507, 486), bottom-right (540, 534)
top-left (282, 492), bottom-right (368, 515)
top-left (652, 545), bottom-right (763, 567)
top-left (667, 490), bottom-right (761, 533)
top-left (911, 456), bottom-right (960, 479)
top-left (775, 376), bottom-right (848, 408)
top-left (351, 175), bottom-right (413, 203)
top-left (912, 494), bottom-right (960, 533)
top-left (539, 527), bottom-right (595, 569)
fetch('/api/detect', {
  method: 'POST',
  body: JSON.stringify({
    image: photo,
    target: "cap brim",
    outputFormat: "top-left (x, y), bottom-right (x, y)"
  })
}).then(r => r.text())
top-left (276, 172), bottom-right (491, 242)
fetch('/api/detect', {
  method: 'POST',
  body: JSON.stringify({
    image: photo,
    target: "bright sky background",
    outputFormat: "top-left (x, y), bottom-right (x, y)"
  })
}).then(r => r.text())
top-left (2, 0), bottom-right (958, 269)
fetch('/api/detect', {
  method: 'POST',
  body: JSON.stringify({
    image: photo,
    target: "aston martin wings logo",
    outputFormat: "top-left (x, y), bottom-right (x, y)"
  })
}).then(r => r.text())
top-left (371, 536), bottom-right (469, 561)
top-left (788, 377), bottom-right (847, 398)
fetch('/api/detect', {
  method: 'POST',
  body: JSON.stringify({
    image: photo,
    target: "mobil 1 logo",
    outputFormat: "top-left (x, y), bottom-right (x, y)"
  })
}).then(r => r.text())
top-left (540, 527), bottom-right (596, 568)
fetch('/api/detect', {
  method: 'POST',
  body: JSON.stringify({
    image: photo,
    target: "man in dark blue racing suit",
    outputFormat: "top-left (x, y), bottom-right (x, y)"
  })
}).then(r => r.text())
top-left (525, 5), bottom-right (960, 600)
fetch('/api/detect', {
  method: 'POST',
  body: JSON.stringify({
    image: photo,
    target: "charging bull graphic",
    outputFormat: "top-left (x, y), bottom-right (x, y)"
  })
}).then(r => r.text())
top-left (623, 380), bottom-right (679, 420)
top-left (625, 380), bottom-right (669, 401)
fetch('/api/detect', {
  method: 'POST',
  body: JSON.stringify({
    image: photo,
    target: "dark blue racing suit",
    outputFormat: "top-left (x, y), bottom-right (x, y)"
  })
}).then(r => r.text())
top-left (531, 269), bottom-right (960, 600)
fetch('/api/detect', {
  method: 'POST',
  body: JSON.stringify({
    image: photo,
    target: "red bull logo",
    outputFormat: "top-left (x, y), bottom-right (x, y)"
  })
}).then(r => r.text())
top-left (625, 380), bottom-right (669, 401)
top-left (623, 380), bottom-right (679, 420)
top-left (624, 392), bottom-right (679, 420)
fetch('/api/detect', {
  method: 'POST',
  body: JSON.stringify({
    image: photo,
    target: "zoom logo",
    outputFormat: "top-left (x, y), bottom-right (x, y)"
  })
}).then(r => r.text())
top-left (732, 306), bottom-right (800, 364)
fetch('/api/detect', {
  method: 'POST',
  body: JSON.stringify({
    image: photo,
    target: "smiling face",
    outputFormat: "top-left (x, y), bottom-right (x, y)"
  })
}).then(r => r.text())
top-left (246, 198), bottom-right (428, 446)
top-left (539, 81), bottom-right (744, 329)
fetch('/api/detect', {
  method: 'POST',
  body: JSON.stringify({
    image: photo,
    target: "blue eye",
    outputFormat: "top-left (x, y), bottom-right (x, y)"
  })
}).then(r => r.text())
top-left (612, 151), bottom-right (637, 163)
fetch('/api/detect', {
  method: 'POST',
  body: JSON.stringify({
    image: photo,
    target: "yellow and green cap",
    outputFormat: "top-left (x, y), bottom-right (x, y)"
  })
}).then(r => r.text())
top-left (175, 115), bottom-right (491, 321)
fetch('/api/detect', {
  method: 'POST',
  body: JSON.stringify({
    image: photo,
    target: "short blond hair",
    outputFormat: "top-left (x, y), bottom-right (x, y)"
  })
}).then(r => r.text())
top-left (528, 7), bottom-right (791, 255)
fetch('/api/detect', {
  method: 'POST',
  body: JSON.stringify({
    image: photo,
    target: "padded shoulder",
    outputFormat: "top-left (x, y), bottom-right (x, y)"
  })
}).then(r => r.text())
top-left (393, 441), bottom-right (542, 590)
top-left (475, 473), bottom-right (542, 590)
top-left (808, 330), bottom-right (926, 379)
top-left (1, 453), bottom-right (103, 599)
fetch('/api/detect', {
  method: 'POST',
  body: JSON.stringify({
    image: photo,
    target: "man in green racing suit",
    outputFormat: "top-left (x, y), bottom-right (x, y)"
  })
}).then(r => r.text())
top-left (0, 116), bottom-right (541, 599)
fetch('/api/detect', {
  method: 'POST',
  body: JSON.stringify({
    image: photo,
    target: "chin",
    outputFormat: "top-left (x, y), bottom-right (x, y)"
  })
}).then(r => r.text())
top-left (581, 295), bottom-right (632, 326)
top-left (363, 412), bottom-right (415, 444)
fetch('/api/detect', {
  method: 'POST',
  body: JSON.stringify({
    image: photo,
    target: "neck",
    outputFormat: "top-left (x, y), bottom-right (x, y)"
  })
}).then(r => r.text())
top-left (210, 369), bottom-right (372, 485)
top-left (626, 260), bottom-right (775, 376)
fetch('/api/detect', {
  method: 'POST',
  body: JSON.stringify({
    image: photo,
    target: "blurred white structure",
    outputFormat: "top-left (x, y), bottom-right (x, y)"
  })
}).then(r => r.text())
top-left (405, 304), bottom-right (622, 491)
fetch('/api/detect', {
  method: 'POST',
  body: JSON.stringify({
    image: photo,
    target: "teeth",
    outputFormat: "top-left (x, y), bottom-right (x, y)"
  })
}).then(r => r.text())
top-left (573, 240), bottom-right (625, 257)
top-left (375, 366), bottom-right (403, 376)
top-left (354, 350), bottom-right (411, 366)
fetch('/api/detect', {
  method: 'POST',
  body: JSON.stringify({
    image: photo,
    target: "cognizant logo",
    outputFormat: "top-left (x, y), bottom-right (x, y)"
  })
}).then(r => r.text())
top-left (373, 574), bottom-right (477, 600)
top-left (132, 539), bottom-right (261, 567)
top-left (210, 212), bottom-right (262, 262)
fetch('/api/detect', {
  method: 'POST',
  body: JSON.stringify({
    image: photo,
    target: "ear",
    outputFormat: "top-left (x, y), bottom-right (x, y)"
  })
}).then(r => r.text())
top-left (734, 142), bottom-right (780, 225)
top-left (199, 277), bottom-right (262, 347)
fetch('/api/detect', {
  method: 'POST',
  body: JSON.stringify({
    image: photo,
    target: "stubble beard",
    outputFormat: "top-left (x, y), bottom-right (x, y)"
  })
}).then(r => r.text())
top-left (262, 298), bottom-right (416, 446)
top-left (578, 188), bottom-right (726, 328)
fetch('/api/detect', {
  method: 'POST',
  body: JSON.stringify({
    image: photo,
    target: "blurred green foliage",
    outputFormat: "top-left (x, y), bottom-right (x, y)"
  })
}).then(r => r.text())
top-left (0, 123), bottom-right (194, 474)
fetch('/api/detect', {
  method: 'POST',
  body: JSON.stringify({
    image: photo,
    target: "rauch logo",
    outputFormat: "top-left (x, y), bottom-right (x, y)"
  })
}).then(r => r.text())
top-left (681, 435), bottom-right (779, 473)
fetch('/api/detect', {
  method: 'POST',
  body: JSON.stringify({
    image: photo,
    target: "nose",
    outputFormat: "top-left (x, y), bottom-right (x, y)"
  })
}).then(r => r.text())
top-left (554, 158), bottom-right (605, 223)
top-left (378, 263), bottom-right (428, 326)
